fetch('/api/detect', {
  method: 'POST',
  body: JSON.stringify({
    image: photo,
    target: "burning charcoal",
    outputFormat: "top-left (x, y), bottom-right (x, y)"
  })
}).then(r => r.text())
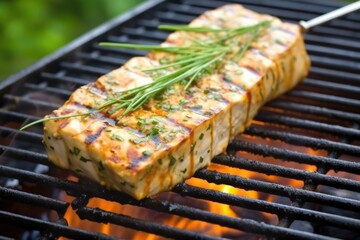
top-left (20, 230), bottom-right (41, 240)
top-left (290, 220), bottom-right (314, 233)
top-left (0, 158), bottom-right (48, 188)
top-left (316, 186), bottom-right (360, 239)
top-left (231, 206), bottom-right (270, 223)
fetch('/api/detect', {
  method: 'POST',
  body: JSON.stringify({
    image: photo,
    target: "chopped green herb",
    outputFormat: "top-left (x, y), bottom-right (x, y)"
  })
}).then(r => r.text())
top-left (105, 72), bottom-right (115, 79)
top-left (199, 156), bottom-right (204, 163)
top-left (111, 134), bottom-right (124, 141)
top-left (199, 133), bottom-right (204, 140)
top-left (143, 150), bottom-right (152, 156)
top-left (160, 57), bottom-right (170, 64)
top-left (170, 105), bottom-right (182, 111)
top-left (98, 161), bottom-right (105, 172)
top-left (159, 103), bottom-right (170, 110)
top-left (157, 158), bottom-right (163, 165)
top-left (223, 74), bottom-right (232, 82)
top-left (70, 147), bottom-right (80, 156)
top-left (190, 142), bottom-right (197, 153)
top-left (212, 93), bottom-right (222, 101)
top-left (106, 80), bottom-right (118, 86)
top-left (179, 99), bottom-right (189, 105)
top-left (80, 156), bottom-right (91, 163)
top-left (275, 38), bottom-right (284, 44)
top-left (145, 165), bottom-right (153, 174)
top-left (164, 134), bottom-right (173, 143)
top-left (235, 69), bottom-right (243, 75)
top-left (192, 105), bottom-right (202, 109)
top-left (151, 119), bottom-right (159, 125)
top-left (169, 155), bottom-right (176, 167)
top-left (130, 137), bottom-right (149, 144)
top-left (149, 127), bottom-right (160, 136)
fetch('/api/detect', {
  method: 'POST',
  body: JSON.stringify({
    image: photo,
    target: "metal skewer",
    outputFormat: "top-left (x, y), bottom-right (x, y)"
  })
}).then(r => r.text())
top-left (300, 0), bottom-right (360, 32)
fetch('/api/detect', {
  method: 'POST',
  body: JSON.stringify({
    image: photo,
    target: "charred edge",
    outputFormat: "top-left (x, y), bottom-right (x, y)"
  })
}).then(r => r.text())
top-left (89, 81), bottom-right (107, 94)
top-left (222, 77), bottom-right (247, 93)
top-left (85, 125), bottom-right (107, 144)
top-left (243, 66), bottom-right (261, 78)
top-left (166, 118), bottom-right (192, 134)
top-left (128, 155), bottom-right (149, 170)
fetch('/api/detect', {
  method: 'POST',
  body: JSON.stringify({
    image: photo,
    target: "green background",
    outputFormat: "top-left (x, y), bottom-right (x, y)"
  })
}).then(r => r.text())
top-left (0, 0), bottom-right (144, 80)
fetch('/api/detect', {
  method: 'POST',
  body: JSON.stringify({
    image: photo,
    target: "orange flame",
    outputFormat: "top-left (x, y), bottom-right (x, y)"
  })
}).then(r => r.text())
top-left (61, 138), bottom-right (325, 239)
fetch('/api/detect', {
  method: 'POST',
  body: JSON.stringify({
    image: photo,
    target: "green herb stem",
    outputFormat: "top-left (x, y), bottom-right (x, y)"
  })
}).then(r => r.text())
top-left (19, 113), bottom-right (90, 131)
top-left (20, 20), bottom-right (270, 130)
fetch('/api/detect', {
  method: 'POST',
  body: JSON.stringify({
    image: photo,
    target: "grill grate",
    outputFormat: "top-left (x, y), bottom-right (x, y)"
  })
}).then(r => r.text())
top-left (1, 0), bottom-right (360, 239)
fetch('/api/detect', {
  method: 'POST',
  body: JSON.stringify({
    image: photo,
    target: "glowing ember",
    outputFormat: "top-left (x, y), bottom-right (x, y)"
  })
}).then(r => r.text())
top-left (59, 118), bottom-right (355, 239)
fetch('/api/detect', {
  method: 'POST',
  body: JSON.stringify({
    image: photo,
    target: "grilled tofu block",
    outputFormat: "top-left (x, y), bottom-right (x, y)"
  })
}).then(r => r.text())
top-left (43, 4), bottom-right (310, 199)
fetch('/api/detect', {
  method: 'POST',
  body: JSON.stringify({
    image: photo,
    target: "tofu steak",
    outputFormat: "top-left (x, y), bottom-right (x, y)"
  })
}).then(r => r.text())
top-left (43, 4), bottom-right (310, 199)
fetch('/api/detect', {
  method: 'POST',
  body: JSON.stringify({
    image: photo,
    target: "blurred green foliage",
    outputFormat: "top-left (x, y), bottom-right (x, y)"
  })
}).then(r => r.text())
top-left (0, 0), bottom-right (144, 80)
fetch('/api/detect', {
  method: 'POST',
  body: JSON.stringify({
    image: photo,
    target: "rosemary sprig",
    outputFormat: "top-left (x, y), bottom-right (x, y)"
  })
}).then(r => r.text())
top-left (98, 20), bottom-right (270, 115)
top-left (20, 20), bottom-right (270, 130)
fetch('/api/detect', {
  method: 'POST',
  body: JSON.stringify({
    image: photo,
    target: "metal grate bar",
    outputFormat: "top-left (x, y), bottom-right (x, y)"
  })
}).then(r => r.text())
top-left (266, 101), bottom-right (360, 123)
top-left (304, 35), bottom-right (360, 51)
top-left (76, 206), bottom-right (224, 240)
top-left (0, 146), bottom-right (48, 165)
top-left (306, 44), bottom-right (360, 61)
top-left (194, 169), bottom-right (360, 211)
top-left (287, 90), bottom-right (360, 109)
top-left (0, 156), bottom-right (354, 238)
top-left (3, 94), bottom-right (61, 110)
top-left (153, 11), bottom-right (195, 24)
top-left (2, 154), bottom-right (356, 215)
top-left (316, 18), bottom-right (360, 37)
top-left (310, 56), bottom-right (360, 73)
top-left (94, 43), bottom-right (147, 57)
top-left (254, 114), bottom-right (360, 138)
top-left (302, 78), bottom-right (360, 95)
top-left (310, 26), bottom-right (360, 40)
top-left (41, 72), bottom-right (90, 86)
top-left (173, 183), bottom-right (360, 231)
top-left (0, 186), bottom-right (68, 214)
top-left (121, 26), bottom-right (169, 39)
top-left (310, 66), bottom-right (360, 84)
top-left (0, 210), bottom-right (118, 240)
top-left (0, 110), bottom-right (38, 123)
top-left (0, 126), bottom-right (43, 140)
top-left (0, 165), bottom-right (334, 239)
top-left (24, 83), bottom-right (72, 97)
top-left (212, 154), bottom-right (360, 193)
top-left (228, 141), bottom-right (360, 173)
top-left (244, 126), bottom-right (360, 156)
top-left (76, 204), bottom-right (335, 240)
top-left (59, 62), bottom-right (110, 76)
top-left (76, 52), bottom-right (127, 66)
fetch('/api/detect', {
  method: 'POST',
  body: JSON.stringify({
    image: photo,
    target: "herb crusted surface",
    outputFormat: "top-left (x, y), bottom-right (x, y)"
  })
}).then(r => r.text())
top-left (41, 4), bottom-right (310, 199)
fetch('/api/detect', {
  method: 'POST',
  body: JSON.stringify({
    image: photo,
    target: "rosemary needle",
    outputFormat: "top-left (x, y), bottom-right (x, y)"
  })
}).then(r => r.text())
top-left (19, 113), bottom-right (90, 131)
top-left (20, 20), bottom-right (270, 130)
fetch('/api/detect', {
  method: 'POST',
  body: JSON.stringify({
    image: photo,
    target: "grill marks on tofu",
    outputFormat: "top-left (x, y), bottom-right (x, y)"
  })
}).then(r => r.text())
top-left (43, 4), bottom-right (310, 199)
